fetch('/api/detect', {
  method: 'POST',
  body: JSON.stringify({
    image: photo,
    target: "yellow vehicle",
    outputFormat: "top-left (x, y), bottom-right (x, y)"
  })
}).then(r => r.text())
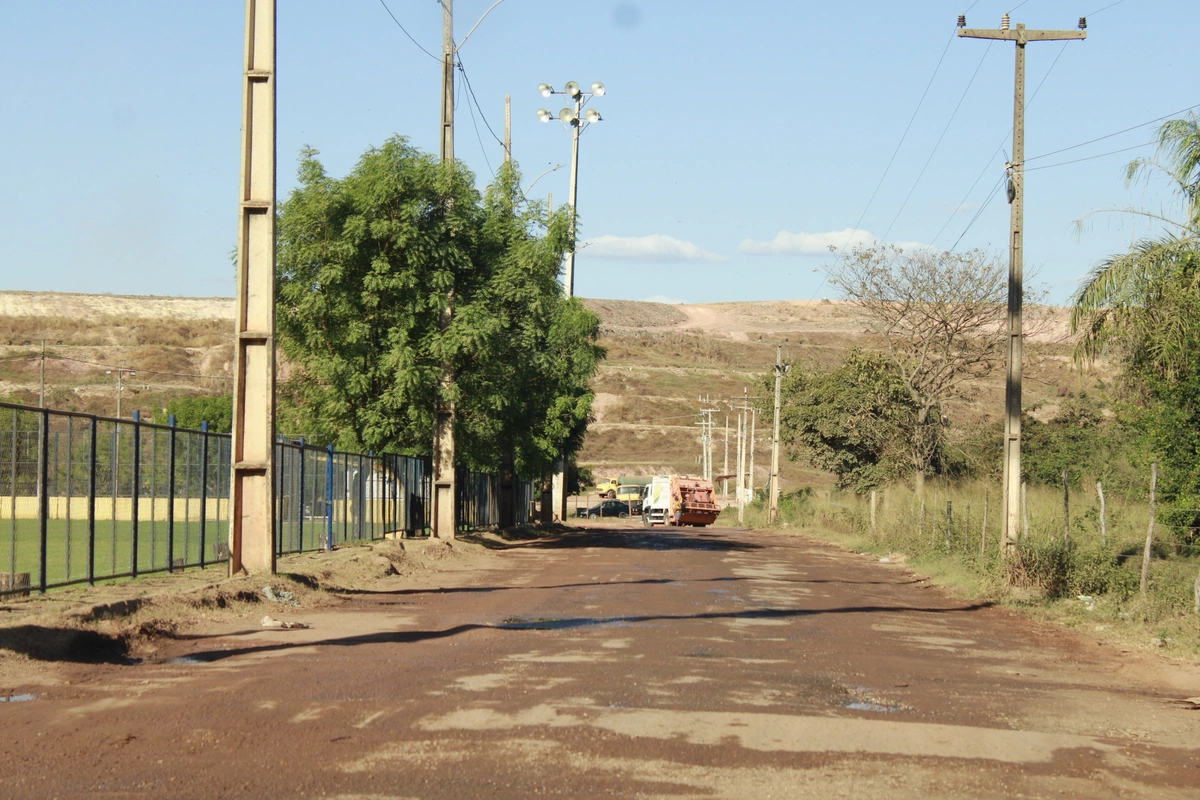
top-left (616, 485), bottom-right (643, 512)
top-left (594, 479), bottom-right (620, 498)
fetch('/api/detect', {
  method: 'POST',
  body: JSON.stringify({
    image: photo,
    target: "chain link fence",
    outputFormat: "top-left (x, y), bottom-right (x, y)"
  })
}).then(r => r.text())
top-left (0, 402), bottom-right (536, 596)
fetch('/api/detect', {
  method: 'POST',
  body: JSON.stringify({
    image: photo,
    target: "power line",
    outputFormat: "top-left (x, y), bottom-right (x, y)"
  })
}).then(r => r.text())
top-left (881, 42), bottom-right (992, 241)
top-left (949, 174), bottom-right (1006, 251)
top-left (929, 41), bottom-right (1072, 245)
top-left (457, 57), bottom-right (505, 147)
top-left (462, 70), bottom-right (496, 178)
top-left (1025, 102), bottom-right (1200, 163)
top-left (1024, 140), bottom-right (1154, 172)
top-left (377, 0), bottom-right (442, 62)
top-left (2, 351), bottom-right (232, 382)
top-left (1086, 0), bottom-right (1127, 15)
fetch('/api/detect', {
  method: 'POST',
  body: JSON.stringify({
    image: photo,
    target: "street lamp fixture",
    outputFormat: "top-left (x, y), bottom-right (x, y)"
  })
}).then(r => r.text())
top-left (535, 78), bottom-right (606, 298)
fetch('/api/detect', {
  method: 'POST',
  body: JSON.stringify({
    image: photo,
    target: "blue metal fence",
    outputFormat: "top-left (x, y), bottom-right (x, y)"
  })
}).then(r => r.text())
top-left (0, 402), bottom-right (536, 595)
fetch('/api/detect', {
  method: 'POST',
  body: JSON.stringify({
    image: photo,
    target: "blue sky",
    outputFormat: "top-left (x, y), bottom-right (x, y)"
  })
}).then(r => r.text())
top-left (1, 0), bottom-right (1195, 304)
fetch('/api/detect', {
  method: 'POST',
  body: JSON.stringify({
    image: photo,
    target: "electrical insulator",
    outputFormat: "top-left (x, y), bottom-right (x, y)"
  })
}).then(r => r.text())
top-left (1078, 16), bottom-right (1087, 29)
top-left (957, 14), bottom-right (966, 27)
top-left (1007, 178), bottom-right (1016, 204)
top-left (1001, 13), bottom-right (1010, 30)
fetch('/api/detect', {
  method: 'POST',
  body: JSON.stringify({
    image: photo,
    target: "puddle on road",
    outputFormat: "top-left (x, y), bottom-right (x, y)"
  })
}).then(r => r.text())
top-left (843, 700), bottom-right (903, 713)
top-left (169, 656), bottom-right (207, 665)
top-left (0, 693), bottom-right (36, 703)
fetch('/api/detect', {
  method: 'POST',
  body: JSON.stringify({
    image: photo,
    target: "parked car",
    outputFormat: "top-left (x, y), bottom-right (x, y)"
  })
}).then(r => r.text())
top-left (577, 499), bottom-right (632, 519)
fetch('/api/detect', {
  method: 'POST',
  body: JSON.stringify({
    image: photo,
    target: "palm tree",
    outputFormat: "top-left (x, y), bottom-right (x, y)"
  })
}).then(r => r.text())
top-left (1071, 113), bottom-right (1200, 370)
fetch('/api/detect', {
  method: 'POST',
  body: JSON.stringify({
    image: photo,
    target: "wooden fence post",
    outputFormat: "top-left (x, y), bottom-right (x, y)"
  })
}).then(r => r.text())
top-left (1062, 470), bottom-right (1070, 548)
top-left (1021, 481), bottom-right (1029, 540)
top-left (1096, 480), bottom-right (1106, 547)
top-left (981, 492), bottom-right (988, 554)
top-left (945, 500), bottom-right (952, 550)
top-left (1141, 462), bottom-right (1157, 596)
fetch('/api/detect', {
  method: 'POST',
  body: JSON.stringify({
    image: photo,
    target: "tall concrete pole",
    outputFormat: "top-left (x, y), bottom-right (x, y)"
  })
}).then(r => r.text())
top-left (723, 415), bottom-right (729, 499)
top-left (39, 341), bottom-right (45, 408)
top-left (440, 0), bottom-right (454, 162)
top-left (230, 0), bottom-right (277, 574)
top-left (748, 408), bottom-right (757, 503)
top-left (432, 0), bottom-right (458, 538)
top-left (768, 345), bottom-right (783, 524)
top-left (736, 407), bottom-right (744, 524)
top-left (564, 94), bottom-right (582, 298)
top-left (504, 94), bottom-right (512, 162)
top-left (959, 15), bottom-right (1085, 550)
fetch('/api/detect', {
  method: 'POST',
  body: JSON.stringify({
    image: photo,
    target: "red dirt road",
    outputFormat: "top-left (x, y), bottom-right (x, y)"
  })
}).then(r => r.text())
top-left (3, 524), bottom-right (1200, 798)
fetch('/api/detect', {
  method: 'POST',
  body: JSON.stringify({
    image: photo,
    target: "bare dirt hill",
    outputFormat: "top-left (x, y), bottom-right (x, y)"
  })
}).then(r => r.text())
top-left (0, 292), bottom-right (1081, 492)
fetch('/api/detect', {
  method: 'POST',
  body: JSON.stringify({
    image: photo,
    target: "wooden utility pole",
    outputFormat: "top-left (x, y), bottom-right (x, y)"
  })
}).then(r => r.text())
top-left (736, 406), bottom-right (744, 524)
top-left (768, 345), bottom-right (783, 524)
top-left (230, 0), bottom-right (277, 574)
top-left (432, 0), bottom-right (458, 537)
top-left (748, 405), bottom-right (757, 503)
top-left (723, 415), bottom-right (729, 499)
top-left (959, 14), bottom-right (1085, 551)
top-left (38, 340), bottom-right (45, 407)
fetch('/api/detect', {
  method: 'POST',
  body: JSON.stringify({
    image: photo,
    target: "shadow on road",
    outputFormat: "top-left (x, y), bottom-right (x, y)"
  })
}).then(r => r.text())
top-left (175, 600), bottom-right (996, 664)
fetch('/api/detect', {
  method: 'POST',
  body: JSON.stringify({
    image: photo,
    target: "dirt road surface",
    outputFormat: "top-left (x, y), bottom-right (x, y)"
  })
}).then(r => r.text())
top-left (3, 524), bottom-right (1199, 798)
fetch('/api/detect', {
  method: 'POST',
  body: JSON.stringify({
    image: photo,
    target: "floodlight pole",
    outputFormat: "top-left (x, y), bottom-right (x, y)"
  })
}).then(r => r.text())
top-left (959, 15), bottom-right (1085, 552)
top-left (230, 0), bottom-right (277, 575)
top-left (565, 94), bottom-right (582, 298)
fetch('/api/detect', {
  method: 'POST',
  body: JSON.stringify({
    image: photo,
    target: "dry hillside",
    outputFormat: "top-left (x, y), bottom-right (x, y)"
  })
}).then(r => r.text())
top-left (0, 291), bottom-right (1087, 492)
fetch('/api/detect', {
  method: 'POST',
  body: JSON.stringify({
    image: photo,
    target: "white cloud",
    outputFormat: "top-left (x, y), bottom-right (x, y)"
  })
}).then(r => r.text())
top-left (582, 234), bottom-right (725, 262)
top-left (738, 228), bottom-right (875, 255)
top-left (738, 228), bottom-right (930, 256)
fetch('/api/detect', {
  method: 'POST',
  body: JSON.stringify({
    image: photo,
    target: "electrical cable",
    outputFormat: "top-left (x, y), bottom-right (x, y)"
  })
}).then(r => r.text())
top-left (462, 70), bottom-right (496, 179)
top-left (1025, 103), bottom-right (1200, 163)
top-left (457, 57), bottom-right (506, 147)
top-left (881, 42), bottom-right (993, 241)
top-left (950, 174), bottom-right (1006, 251)
top-left (2, 352), bottom-right (232, 381)
top-left (1085, 0), bottom-right (1127, 15)
top-left (929, 40), bottom-right (1072, 245)
top-left (377, 0), bottom-right (442, 62)
top-left (1024, 140), bottom-right (1155, 172)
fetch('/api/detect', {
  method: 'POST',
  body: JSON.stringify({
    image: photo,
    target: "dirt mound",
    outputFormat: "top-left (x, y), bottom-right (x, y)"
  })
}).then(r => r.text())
top-left (582, 298), bottom-right (688, 329)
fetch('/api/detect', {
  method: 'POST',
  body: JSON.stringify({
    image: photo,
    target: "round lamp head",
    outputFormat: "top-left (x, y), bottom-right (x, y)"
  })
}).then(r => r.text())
top-left (537, 108), bottom-right (553, 123)
top-left (591, 81), bottom-right (606, 96)
top-left (584, 108), bottom-right (602, 123)
top-left (538, 83), bottom-right (553, 97)
top-left (558, 107), bottom-right (576, 123)
top-left (564, 80), bottom-right (581, 98)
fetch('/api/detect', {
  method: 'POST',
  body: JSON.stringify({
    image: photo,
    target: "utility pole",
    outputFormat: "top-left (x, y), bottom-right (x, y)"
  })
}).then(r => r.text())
top-left (768, 345), bottom-right (783, 524)
top-left (723, 415), bottom-right (729, 500)
top-left (38, 340), bottom-right (45, 408)
top-left (959, 13), bottom-right (1085, 551)
top-left (433, 0), bottom-right (458, 538)
top-left (748, 405), bottom-right (757, 503)
top-left (504, 94), bottom-right (511, 162)
top-left (440, 0), bottom-right (454, 162)
top-left (230, 0), bottom-right (277, 575)
top-left (736, 405), bottom-right (745, 524)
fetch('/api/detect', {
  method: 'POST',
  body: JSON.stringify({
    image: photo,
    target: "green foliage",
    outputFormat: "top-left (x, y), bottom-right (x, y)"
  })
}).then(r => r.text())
top-left (275, 139), bottom-right (602, 475)
top-left (1020, 397), bottom-right (1145, 491)
top-left (152, 395), bottom-right (233, 432)
top-left (774, 349), bottom-right (918, 493)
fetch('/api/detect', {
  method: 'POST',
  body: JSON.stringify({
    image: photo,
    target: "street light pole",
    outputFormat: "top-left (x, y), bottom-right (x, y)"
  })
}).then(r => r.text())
top-left (537, 81), bottom-right (606, 299)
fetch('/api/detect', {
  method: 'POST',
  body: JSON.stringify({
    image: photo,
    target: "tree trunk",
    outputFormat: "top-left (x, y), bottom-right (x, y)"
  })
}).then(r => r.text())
top-left (1096, 481), bottom-right (1107, 547)
top-left (914, 469), bottom-right (926, 500)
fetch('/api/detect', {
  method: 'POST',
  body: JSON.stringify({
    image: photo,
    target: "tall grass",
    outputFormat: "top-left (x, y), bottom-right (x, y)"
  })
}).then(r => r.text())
top-left (723, 480), bottom-right (1200, 652)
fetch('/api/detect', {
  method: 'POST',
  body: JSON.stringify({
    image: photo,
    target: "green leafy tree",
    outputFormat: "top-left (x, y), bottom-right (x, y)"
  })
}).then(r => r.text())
top-left (275, 137), bottom-right (602, 476)
top-left (774, 349), bottom-right (917, 494)
top-left (153, 395), bottom-right (233, 432)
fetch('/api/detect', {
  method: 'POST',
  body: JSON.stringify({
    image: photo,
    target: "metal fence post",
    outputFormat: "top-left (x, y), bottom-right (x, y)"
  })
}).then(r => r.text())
top-left (297, 437), bottom-right (306, 551)
top-left (88, 416), bottom-right (97, 586)
top-left (37, 408), bottom-right (49, 593)
top-left (167, 415), bottom-right (177, 571)
top-left (326, 444), bottom-right (334, 551)
top-left (200, 421), bottom-right (209, 568)
top-left (131, 410), bottom-right (141, 577)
